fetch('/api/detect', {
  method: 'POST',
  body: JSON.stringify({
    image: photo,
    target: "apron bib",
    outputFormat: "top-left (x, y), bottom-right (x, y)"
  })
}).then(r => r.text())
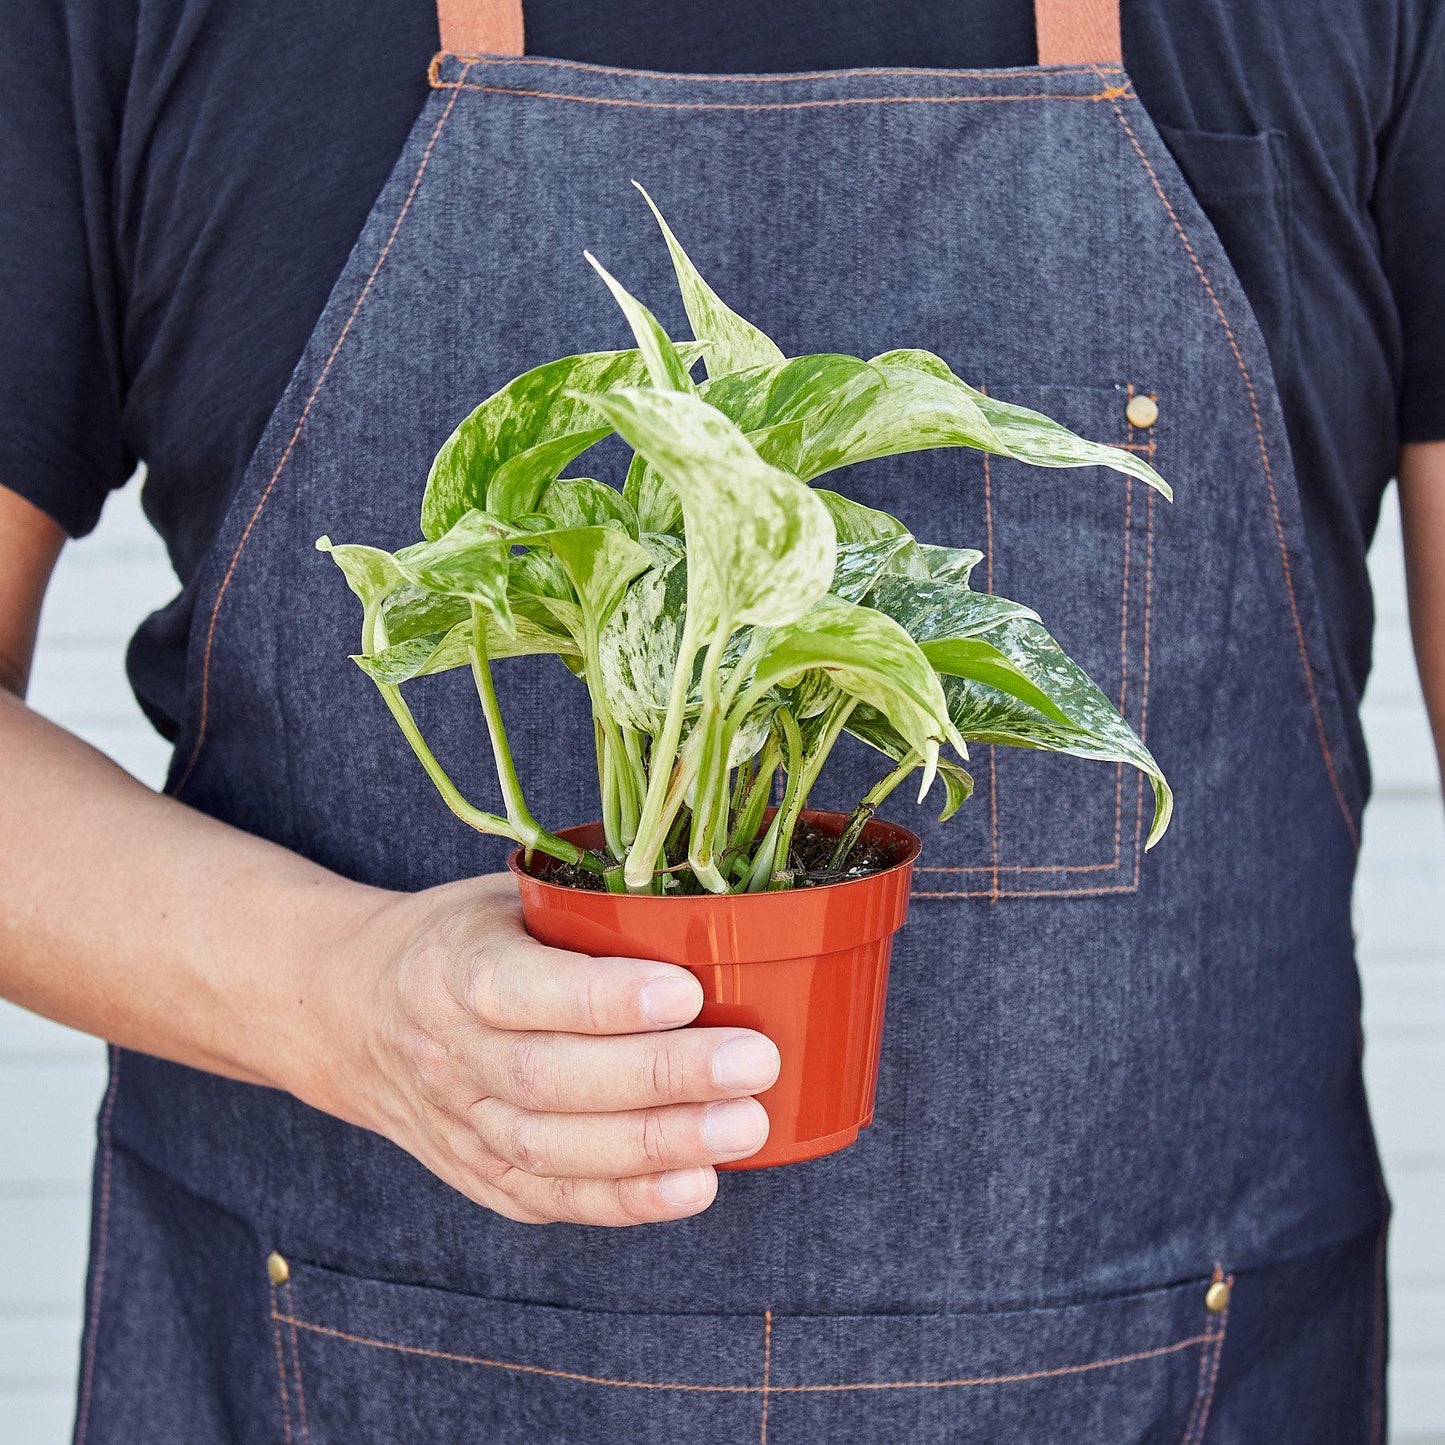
top-left (75, 2), bottom-right (1389, 1439)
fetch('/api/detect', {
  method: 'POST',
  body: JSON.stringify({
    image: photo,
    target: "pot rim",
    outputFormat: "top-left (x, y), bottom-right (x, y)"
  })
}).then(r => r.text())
top-left (507, 808), bottom-right (922, 901)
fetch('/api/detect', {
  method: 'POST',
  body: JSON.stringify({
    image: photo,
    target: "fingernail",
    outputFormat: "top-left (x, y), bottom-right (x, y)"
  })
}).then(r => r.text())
top-left (658, 1167), bottom-right (711, 1207)
top-left (711, 1034), bottom-right (781, 1092)
top-left (640, 974), bottom-right (701, 1026)
top-left (703, 1099), bottom-right (769, 1157)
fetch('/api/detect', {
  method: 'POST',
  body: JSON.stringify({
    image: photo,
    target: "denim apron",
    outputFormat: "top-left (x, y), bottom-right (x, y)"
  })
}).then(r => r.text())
top-left (74, 1), bottom-right (1390, 1439)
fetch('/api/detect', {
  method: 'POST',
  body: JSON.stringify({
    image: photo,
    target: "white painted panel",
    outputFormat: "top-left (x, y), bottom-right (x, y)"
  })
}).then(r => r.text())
top-left (0, 1062), bottom-right (107, 1189)
top-left (0, 1313), bottom-right (84, 1389)
top-left (1391, 1167), bottom-right (1445, 1285)
top-left (0, 1388), bottom-right (77, 1445)
top-left (0, 1197), bottom-right (92, 1311)
top-left (0, 1004), bottom-right (103, 1060)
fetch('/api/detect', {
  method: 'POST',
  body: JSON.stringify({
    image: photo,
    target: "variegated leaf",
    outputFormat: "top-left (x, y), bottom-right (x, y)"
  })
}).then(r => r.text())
top-left (634, 183), bottom-right (785, 378)
top-left (873, 349), bottom-right (1172, 500)
top-left (392, 512), bottom-right (516, 634)
top-left (938, 615), bottom-right (1173, 847)
top-left (532, 476), bottom-right (639, 537)
top-left (356, 605), bottom-right (581, 686)
top-left (315, 537), bottom-right (404, 607)
top-left (594, 534), bottom-right (689, 732)
top-left (580, 388), bottom-right (836, 630)
top-left (742, 594), bottom-right (964, 764)
top-left (422, 346), bottom-right (703, 539)
top-left (585, 253), bottom-right (698, 394)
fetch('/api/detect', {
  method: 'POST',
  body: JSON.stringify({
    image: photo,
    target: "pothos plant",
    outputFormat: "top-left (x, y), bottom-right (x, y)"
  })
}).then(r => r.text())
top-left (319, 186), bottom-right (1173, 897)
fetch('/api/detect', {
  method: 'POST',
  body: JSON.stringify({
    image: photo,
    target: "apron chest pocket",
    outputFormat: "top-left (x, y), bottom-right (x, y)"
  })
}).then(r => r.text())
top-left (269, 1257), bottom-right (1230, 1443)
top-left (818, 381), bottom-right (1160, 902)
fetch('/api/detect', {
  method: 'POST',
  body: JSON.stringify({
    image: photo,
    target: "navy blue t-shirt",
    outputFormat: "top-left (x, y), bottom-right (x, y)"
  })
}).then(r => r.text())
top-left (1, 1), bottom-right (1443, 749)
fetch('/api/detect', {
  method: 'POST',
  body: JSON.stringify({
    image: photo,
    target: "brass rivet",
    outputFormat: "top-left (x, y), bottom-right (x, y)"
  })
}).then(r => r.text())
top-left (1205, 1279), bottom-right (1231, 1313)
top-left (1126, 393), bottom-right (1159, 429)
top-left (266, 1251), bottom-right (290, 1286)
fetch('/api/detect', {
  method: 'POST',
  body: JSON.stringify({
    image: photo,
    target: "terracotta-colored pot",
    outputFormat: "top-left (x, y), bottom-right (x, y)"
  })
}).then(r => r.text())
top-left (509, 810), bottom-right (920, 1170)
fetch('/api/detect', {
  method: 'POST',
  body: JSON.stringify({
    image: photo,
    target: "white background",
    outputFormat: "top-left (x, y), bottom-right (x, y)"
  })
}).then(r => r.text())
top-left (1, 482), bottom-right (1441, 1441)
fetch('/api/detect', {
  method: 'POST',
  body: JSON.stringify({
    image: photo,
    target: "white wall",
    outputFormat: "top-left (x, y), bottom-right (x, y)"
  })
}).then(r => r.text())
top-left (1, 483), bottom-right (1441, 1441)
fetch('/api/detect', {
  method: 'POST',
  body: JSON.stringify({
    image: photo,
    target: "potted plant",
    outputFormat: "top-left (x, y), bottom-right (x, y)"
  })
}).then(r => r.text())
top-left (319, 188), bottom-right (1173, 1169)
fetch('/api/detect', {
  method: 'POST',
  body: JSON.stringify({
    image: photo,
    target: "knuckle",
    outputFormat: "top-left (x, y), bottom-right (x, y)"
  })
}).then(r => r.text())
top-left (548, 1174), bottom-right (588, 1225)
top-left (502, 1033), bottom-right (555, 1108)
top-left (638, 1110), bottom-right (673, 1171)
top-left (578, 967), bottom-right (612, 1034)
top-left (616, 1178), bottom-right (661, 1226)
top-left (501, 1112), bottom-right (553, 1176)
top-left (404, 1027), bottom-right (453, 1105)
top-left (463, 945), bottom-right (509, 1024)
top-left (646, 1039), bottom-right (691, 1104)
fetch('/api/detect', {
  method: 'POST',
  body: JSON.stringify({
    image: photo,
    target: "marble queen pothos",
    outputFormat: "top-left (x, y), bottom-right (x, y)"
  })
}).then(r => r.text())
top-left (319, 185), bottom-right (1173, 896)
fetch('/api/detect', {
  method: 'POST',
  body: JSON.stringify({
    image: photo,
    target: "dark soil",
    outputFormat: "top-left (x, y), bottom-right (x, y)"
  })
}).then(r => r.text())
top-left (528, 816), bottom-right (908, 894)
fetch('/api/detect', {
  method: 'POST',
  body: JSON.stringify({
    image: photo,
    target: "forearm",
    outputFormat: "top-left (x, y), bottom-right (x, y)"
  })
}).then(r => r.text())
top-left (1398, 443), bottom-right (1445, 781)
top-left (0, 688), bottom-right (390, 1093)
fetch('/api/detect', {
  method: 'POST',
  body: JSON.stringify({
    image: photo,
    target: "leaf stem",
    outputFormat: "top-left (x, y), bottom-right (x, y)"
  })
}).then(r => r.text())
top-left (828, 754), bottom-right (918, 871)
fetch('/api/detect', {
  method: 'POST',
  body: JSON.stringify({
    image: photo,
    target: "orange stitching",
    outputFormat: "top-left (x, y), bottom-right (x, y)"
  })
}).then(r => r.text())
top-left (271, 1311), bottom-right (1210, 1393)
top-left (170, 68), bottom-right (472, 797)
top-left (74, 1047), bottom-right (120, 1445)
top-left (433, 53), bottom-right (1127, 84)
top-left (760, 1309), bottom-right (773, 1443)
top-left (1179, 1266), bottom-right (1221, 1443)
top-left (284, 1282), bottom-right (312, 1444)
top-left (271, 1284), bottom-right (296, 1445)
top-left (1096, 84), bottom-right (1357, 846)
top-left (427, 81), bottom-right (1132, 111)
top-left (1181, 1273), bottom-right (1232, 1444)
top-left (913, 881), bottom-right (1142, 899)
top-left (918, 414), bottom-right (1153, 891)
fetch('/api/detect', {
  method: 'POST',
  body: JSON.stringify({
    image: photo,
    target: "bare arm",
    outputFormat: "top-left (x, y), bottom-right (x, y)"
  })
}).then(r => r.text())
top-left (1398, 443), bottom-right (1445, 785)
top-left (0, 484), bottom-right (775, 1223)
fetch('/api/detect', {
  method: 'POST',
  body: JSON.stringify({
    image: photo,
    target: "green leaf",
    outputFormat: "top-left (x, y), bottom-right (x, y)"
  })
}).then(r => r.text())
top-left (580, 388), bottom-right (835, 631)
top-left (918, 637), bottom-right (1072, 725)
top-left (536, 525), bottom-right (655, 634)
top-left (622, 418), bottom-right (809, 537)
top-left (584, 253), bottom-right (697, 393)
top-left (846, 706), bottom-right (976, 822)
top-left (316, 537), bottom-right (404, 607)
top-left (831, 537), bottom-right (919, 603)
top-left (356, 606), bottom-right (581, 686)
top-left (873, 349), bottom-right (1172, 500)
top-left (918, 543), bottom-right (984, 585)
top-left (531, 476), bottom-right (639, 537)
top-left (422, 346), bottom-right (703, 539)
top-left (392, 511), bottom-right (516, 635)
top-left (864, 573), bottom-right (1040, 640)
top-left (742, 594), bottom-right (964, 765)
top-left (594, 534), bottom-right (690, 732)
top-left (938, 615), bottom-right (1173, 847)
top-left (633, 183), bottom-right (785, 378)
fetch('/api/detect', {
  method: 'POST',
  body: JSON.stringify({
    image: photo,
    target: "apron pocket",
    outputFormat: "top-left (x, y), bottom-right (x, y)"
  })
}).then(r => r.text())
top-left (1154, 123), bottom-right (1295, 380)
top-left (821, 380), bottom-right (1158, 901)
top-left (270, 1257), bottom-right (1230, 1443)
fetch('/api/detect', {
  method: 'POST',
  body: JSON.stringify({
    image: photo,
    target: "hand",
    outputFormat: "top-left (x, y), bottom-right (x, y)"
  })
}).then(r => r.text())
top-left (303, 873), bottom-right (779, 1226)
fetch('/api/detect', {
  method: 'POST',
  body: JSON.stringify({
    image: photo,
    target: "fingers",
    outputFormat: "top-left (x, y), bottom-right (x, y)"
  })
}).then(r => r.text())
top-left (498, 1164), bottom-right (721, 1227)
top-left (473, 1025), bottom-right (781, 1114)
top-left (469, 1095), bottom-right (770, 1178)
top-left (463, 938), bottom-right (704, 1036)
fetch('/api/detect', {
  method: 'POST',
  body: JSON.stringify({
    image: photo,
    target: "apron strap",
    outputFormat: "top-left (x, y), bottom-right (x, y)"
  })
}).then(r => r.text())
top-left (437, 0), bottom-right (524, 56)
top-left (435, 0), bottom-right (1121, 68)
top-left (1034, 0), bottom-right (1122, 66)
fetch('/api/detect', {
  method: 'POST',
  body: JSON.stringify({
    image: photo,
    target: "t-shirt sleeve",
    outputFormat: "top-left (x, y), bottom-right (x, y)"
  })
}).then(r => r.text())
top-left (1376, 1), bottom-right (1445, 444)
top-left (0, 3), bottom-right (132, 537)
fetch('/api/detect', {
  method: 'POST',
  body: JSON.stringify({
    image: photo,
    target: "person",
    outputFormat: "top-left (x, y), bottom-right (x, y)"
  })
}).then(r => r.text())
top-left (1, 0), bottom-right (1441, 1438)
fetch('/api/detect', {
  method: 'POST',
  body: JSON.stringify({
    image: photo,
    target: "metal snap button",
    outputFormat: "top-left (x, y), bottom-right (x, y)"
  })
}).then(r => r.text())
top-left (1126, 393), bottom-right (1159, 429)
top-left (1205, 1279), bottom-right (1231, 1313)
top-left (267, 1251), bottom-right (290, 1286)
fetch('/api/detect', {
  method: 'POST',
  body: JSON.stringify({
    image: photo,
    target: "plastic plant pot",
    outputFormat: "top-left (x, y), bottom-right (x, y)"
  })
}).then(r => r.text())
top-left (509, 810), bottom-right (921, 1170)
